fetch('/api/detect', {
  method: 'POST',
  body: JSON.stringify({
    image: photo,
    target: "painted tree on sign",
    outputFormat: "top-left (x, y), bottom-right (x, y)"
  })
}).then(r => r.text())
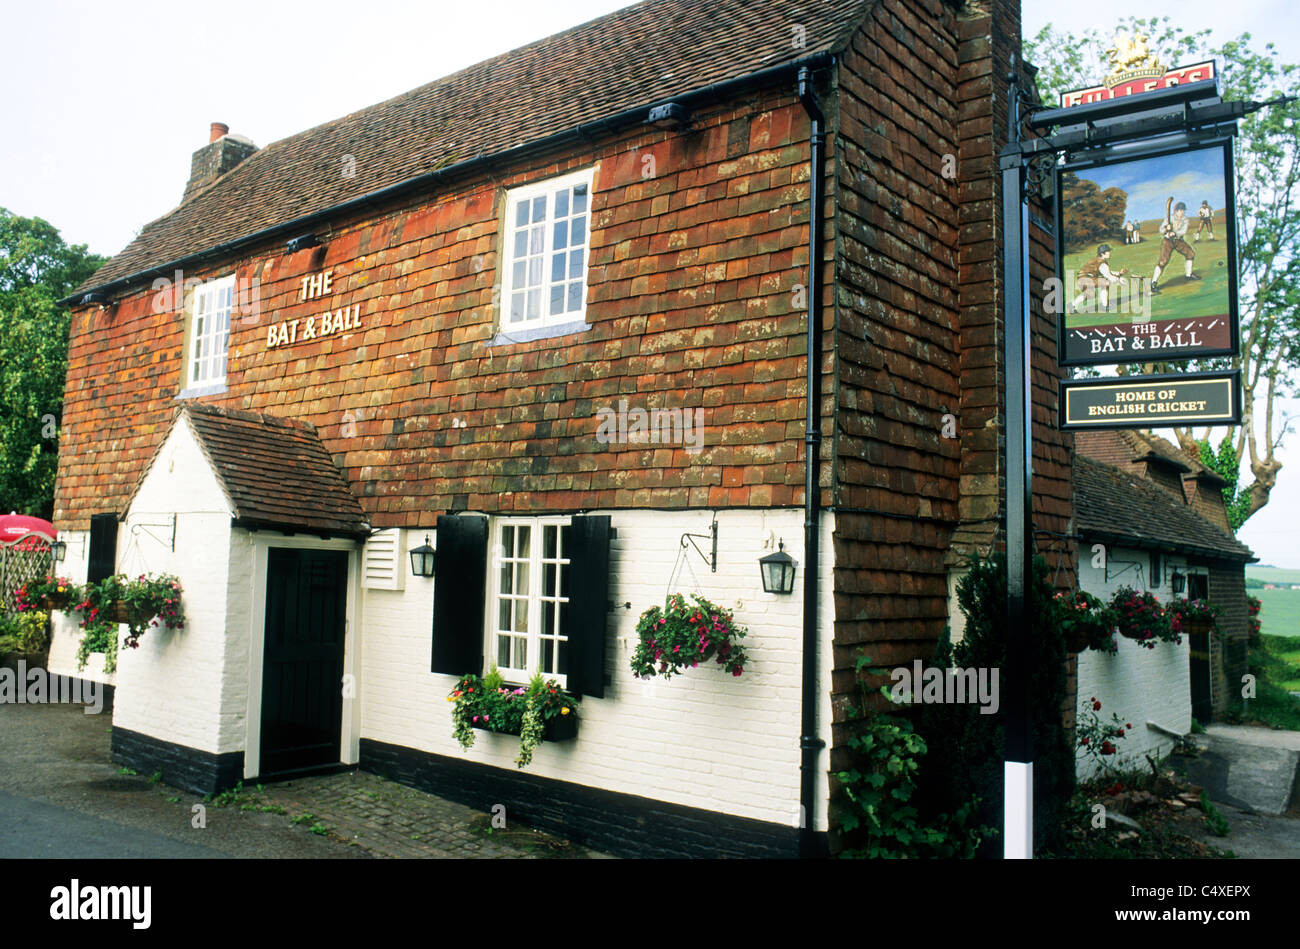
top-left (1026, 18), bottom-right (1300, 528)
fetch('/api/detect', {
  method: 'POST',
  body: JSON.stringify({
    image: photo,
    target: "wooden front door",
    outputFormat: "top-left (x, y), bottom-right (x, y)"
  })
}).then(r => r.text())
top-left (260, 548), bottom-right (348, 775)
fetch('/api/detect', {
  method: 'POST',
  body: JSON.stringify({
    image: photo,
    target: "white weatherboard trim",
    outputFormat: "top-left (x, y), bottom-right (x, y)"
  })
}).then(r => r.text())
top-left (243, 534), bottom-right (361, 779)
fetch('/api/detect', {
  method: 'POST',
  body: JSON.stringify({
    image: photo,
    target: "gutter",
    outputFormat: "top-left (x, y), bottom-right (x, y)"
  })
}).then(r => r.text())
top-left (61, 51), bottom-right (837, 306)
top-left (796, 63), bottom-right (829, 859)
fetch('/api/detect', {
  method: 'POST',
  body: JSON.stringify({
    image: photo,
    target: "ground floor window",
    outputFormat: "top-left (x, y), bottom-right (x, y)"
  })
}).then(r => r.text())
top-left (489, 518), bottom-right (571, 685)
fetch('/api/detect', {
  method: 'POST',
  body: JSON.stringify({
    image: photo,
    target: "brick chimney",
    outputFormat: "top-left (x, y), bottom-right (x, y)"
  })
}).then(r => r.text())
top-left (183, 122), bottom-right (257, 202)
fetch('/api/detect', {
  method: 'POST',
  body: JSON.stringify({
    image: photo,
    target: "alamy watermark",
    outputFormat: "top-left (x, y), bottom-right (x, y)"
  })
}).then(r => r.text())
top-left (595, 399), bottom-right (703, 454)
top-left (889, 660), bottom-right (999, 715)
top-left (0, 661), bottom-right (104, 714)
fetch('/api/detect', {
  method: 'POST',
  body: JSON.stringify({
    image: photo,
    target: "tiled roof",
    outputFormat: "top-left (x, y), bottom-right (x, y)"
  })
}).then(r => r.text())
top-left (134, 403), bottom-right (368, 538)
top-left (77, 0), bottom-right (870, 293)
top-left (1073, 456), bottom-right (1253, 562)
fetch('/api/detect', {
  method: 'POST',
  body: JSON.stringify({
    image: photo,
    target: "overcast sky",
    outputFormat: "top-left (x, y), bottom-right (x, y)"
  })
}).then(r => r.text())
top-left (3, 0), bottom-right (1298, 564)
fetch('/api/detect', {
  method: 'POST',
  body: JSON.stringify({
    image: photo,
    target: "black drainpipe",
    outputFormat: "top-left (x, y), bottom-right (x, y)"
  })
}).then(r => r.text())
top-left (796, 65), bottom-right (827, 858)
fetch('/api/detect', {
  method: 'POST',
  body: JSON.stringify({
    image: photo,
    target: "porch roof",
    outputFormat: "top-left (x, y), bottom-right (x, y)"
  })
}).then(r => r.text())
top-left (132, 402), bottom-right (369, 539)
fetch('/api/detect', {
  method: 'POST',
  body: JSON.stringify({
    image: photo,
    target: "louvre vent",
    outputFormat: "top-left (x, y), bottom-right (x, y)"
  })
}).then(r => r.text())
top-left (362, 528), bottom-right (405, 591)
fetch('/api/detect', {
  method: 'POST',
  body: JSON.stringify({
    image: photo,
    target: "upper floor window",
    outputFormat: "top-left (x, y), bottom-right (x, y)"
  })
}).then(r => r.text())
top-left (186, 275), bottom-right (233, 388)
top-left (501, 168), bottom-right (594, 330)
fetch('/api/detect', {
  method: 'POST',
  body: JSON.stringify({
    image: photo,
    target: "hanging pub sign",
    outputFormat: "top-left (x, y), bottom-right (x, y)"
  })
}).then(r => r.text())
top-left (1059, 370), bottom-right (1241, 430)
top-left (1055, 139), bottom-right (1239, 366)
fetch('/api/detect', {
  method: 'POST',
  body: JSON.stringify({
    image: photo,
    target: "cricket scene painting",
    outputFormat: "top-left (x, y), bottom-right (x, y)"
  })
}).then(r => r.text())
top-left (1057, 142), bottom-right (1237, 365)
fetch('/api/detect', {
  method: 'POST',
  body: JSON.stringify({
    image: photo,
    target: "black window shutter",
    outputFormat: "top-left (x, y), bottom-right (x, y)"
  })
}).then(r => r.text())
top-left (563, 515), bottom-right (612, 698)
top-left (430, 515), bottom-right (488, 675)
top-left (87, 514), bottom-right (119, 584)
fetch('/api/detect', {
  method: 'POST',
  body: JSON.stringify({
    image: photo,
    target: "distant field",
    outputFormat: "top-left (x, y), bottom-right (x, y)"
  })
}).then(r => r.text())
top-left (1248, 566), bottom-right (1300, 585)
top-left (1254, 588), bottom-right (1300, 640)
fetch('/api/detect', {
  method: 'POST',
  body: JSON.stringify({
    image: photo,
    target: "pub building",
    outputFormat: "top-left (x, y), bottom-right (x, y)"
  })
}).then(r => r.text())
top-left (50, 0), bottom-right (1080, 858)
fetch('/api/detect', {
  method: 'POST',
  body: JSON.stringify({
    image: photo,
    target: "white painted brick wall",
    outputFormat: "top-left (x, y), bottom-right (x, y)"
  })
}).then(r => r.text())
top-left (360, 509), bottom-right (835, 830)
top-left (1076, 543), bottom-right (1193, 779)
top-left (45, 529), bottom-right (113, 685)
top-left (109, 418), bottom-right (238, 755)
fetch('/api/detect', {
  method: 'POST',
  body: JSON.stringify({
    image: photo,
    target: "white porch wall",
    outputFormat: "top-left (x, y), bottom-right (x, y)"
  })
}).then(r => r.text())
top-left (45, 529), bottom-right (112, 685)
top-left (111, 417), bottom-right (236, 755)
top-left (1075, 542), bottom-right (1193, 779)
top-left (360, 508), bottom-right (835, 831)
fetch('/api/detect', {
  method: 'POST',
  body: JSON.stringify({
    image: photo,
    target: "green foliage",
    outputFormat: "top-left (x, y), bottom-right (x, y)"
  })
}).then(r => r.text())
top-left (0, 209), bottom-right (105, 518)
top-left (915, 553), bottom-right (1075, 856)
top-left (1200, 791), bottom-right (1231, 837)
top-left (834, 654), bottom-right (989, 859)
top-left (1197, 437), bottom-right (1251, 531)
top-left (631, 592), bottom-right (748, 678)
top-left (0, 608), bottom-right (50, 658)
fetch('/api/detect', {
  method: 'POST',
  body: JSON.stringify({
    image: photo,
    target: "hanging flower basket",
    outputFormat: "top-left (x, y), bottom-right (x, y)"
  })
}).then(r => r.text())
top-left (1054, 590), bottom-right (1117, 654)
top-left (631, 593), bottom-right (749, 679)
top-left (1108, 586), bottom-right (1179, 649)
top-left (13, 576), bottom-right (79, 613)
top-left (1167, 598), bottom-right (1218, 638)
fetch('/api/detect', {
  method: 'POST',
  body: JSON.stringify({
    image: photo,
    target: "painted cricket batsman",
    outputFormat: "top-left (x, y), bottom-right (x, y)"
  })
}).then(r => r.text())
top-left (1072, 243), bottom-right (1130, 311)
top-left (1194, 200), bottom-right (1215, 242)
top-left (1149, 198), bottom-right (1199, 295)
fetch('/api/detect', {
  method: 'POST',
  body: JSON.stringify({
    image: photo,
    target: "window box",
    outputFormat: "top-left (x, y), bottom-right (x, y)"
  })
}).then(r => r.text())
top-left (470, 711), bottom-right (578, 742)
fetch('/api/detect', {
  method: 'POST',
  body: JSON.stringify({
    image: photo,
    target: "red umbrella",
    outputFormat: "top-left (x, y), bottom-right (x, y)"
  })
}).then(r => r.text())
top-left (0, 513), bottom-right (56, 550)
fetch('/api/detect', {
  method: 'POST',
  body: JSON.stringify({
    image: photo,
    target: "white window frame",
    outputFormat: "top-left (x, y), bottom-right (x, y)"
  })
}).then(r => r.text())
top-left (185, 274), bottom-right (233, 388)
top-left (499, 167), bottom-right (596, 332)
top-left (485, 516), bottom-right (572, 687)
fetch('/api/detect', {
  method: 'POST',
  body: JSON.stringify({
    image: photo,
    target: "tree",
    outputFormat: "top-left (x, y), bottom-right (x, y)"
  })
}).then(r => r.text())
top-left (0, 209), bottom-right (104, 518)
top-left (1059, 171), bottom-right (1128, 251)
top-left (1026, 19), bottom-right (1300, 527)
top-left (1197, 436), bottom-right (1251, 530)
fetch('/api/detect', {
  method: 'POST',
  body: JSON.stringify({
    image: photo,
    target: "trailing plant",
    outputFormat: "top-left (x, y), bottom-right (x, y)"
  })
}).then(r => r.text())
top-left (835, 656), bottom-right (990, 858)
top-left (1109, 586), bottom-right (1179, 649)
top-left (631, 593), bottom-right (748, 679)
top-left (71, 573), bottom-right (186, 673)
top-left (915, 553), bottom-right (1075, 856)
top-left (1076, 697), bottom-right (1133, 776)
top-left (1200, 790), bottom-right (1230, 837)
top-left (448, 668), bottom-right (577, 769)
top-left (1053, 590), bottom-right (1117, 654)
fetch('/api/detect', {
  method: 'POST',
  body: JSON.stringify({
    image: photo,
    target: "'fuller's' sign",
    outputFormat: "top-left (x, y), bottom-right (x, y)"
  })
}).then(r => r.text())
top-left (1058, 31), bottom-right (1216, 108)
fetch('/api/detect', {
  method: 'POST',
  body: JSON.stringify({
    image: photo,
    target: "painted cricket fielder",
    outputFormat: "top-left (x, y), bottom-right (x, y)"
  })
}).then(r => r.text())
top-left (1072, 243), bottom-right (1130, 311)
top-left (1150, 198), bottom-right (1199, 295)
top-left (1195, 200), bottom-right (1215, 242)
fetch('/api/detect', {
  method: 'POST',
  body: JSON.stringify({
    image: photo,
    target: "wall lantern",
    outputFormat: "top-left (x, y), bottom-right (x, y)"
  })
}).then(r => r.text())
top-left (50, 537), bottom-right (67, 562)
top-left (759, 541), bottom-right (796, 595)
top-left (409, 534), bottom-right (436, 578)
top-left (1170, 570), bottom-right (1186, 595)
